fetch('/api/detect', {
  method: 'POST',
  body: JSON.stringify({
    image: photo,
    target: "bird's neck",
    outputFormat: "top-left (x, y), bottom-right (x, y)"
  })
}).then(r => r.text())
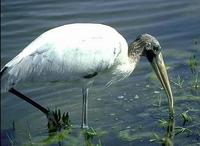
top-left (128, 42), bottom-right (144, 64)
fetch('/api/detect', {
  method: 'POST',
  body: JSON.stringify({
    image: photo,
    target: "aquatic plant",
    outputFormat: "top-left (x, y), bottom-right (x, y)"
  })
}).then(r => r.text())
top-left (170, 75), bottom-right (184, 88)
top-left (159, 119), bottom-right (168, 128)
top-left (150, 133), bottom-right (173, 146)
top-left (188, 54), bottom-right (198, 74)
top-left (83, 127), bottom-right (106, 146)
top-left (41, 128), bottom-right (72, 146)
top-left (84, 127), bottom-right (98, 141)
top-left (180, 109), bottom-right (192, 126)
top-left (47, 109), bottom-right (71, 133)
top-left (192, 73), bottom-right (199, 89)
top-left (188, 54), bottom-right (200, 93)
top-left (174, 126), bottom-right (192, 136)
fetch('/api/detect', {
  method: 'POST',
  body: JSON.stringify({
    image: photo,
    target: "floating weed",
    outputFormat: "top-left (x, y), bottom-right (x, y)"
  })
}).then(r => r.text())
top-left (180, 110), bottom-right (192, 126)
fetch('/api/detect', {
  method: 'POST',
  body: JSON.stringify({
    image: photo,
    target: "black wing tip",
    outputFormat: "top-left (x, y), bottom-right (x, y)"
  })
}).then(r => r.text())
top-left (83, 72), bottom-right (98, 79)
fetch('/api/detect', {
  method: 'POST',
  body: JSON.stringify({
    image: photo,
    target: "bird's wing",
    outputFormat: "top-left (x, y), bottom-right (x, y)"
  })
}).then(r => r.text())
top-left (1, 24), bottom-right (128, 91)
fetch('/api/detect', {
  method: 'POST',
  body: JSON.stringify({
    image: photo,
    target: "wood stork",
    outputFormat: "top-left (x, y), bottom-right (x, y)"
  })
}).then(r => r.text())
top-left (1, 23), bottom-right (174, 128)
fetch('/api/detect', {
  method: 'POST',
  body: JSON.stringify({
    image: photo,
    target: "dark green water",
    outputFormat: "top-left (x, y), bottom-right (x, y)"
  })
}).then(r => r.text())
top-left (1, 0), bottom-right (200, 145)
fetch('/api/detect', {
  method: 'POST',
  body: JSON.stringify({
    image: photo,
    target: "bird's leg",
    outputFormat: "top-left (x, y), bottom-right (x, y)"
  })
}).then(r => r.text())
top-left (9, 88), bottom-right (71, 132)
top-left (81, 87), bottom-right (89, 129)
top-left (9, 88), bottom-right (49, 115)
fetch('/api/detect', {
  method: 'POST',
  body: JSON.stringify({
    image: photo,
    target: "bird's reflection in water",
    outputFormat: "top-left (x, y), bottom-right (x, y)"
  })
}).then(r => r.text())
top-left (44, 126), bottom-right (102, 146)
top-left (82, 128), bottom-right (103, 146)
top-left (44, 117), bottom-right (175, 146)
top-left (164, 116), bottom-right (175, 146)
top-left (43, 110), bottom-right (102, 146)
top-left (153, 116), bottom-right (175, 146)
top-left (43, 107), bottom-right (175, 146)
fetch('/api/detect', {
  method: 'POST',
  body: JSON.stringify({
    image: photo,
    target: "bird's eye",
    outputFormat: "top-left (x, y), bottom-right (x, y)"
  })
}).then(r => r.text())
top-left (153, 46), bottom-right (160, 54)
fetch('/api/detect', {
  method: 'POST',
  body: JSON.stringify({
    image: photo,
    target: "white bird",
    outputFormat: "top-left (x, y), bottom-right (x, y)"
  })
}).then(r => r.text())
top-left (1, 23), bottom-right (174, 128)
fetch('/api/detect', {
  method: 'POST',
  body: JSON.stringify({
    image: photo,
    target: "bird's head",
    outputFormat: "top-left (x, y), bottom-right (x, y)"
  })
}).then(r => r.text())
top-left (130, 34), bottom-right (174, 116)
top-left (139, 34), bottom-right (161, 58)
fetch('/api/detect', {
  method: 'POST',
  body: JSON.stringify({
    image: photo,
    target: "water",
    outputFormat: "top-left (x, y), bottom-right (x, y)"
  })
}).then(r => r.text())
top-left (1, 0), bottom-right (200, 145)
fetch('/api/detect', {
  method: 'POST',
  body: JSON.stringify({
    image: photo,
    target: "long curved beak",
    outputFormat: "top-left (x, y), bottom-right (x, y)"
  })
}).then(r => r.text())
top-left (149, 52), bottom-right (174, 116)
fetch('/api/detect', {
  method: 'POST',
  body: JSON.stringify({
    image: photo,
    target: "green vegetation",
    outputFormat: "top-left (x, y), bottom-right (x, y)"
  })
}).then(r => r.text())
top-left (118, 129), bottom-right (141, 141)
top-left (150, 133), bottom-right (173, 146)
top-left (11, 123), bottom-right (106, 146)
top-left (82, 127), bottom-right (106, 146)
top-left (158, 119), bottom-right (168, 128)
top-left (47, 109), bottom-right (71, 133)
top-left (180, 110), bottom-right (192, 126)
top-left (42, 129), bottom-right (72, 146)
top-left (188, 54), bottom-right (198, 74)
top-left (175, 126), bottom-right (192, 136)
top-left (188, 54), bottom-right (200, 94)
top-left (171, 75), bottom-right (184, 88)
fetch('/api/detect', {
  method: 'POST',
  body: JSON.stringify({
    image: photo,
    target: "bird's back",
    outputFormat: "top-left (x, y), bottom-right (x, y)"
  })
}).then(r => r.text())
top-left (1, 23), bottom-right (128, 91)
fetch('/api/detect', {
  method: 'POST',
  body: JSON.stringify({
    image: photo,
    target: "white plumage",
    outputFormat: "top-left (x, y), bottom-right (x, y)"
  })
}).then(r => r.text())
top-left (1, 23), bottom-right (136, 92)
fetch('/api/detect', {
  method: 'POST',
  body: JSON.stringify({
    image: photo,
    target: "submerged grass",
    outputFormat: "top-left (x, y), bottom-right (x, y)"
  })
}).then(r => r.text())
top-left (188, 54), bottom-right (198, 74)
top-left (171, 75), bottom-right (184, 89)
top-left (180, 110), bottom-right (192, 126)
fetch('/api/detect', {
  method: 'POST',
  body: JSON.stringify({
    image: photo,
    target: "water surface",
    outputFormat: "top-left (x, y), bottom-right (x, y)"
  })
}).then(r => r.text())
top-left (1, 0), bottom-right (200, 145)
